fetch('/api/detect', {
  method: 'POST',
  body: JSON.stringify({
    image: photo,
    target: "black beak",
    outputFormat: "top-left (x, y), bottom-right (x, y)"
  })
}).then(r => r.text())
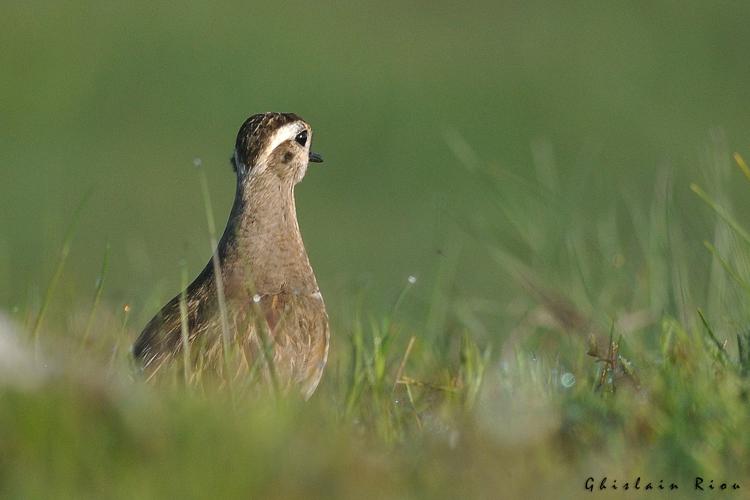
top-left (309, 151), bottom-right (324, 163)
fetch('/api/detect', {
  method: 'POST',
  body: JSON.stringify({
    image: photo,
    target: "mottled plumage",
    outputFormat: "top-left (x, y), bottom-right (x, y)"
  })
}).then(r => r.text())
top-left (133, 112), bottom-right (328, 399)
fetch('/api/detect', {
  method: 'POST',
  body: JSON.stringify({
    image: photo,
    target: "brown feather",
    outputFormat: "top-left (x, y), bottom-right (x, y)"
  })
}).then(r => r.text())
top-left (133, 113), bottom-right (329, 398)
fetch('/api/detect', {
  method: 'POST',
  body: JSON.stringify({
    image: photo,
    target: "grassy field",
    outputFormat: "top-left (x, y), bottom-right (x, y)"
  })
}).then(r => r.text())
top-left (3, 2), bottom-right (750, 498)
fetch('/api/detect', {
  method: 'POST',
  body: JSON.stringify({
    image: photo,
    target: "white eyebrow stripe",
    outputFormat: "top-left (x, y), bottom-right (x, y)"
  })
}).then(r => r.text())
top-left (263, 122), bottom-right (304, 159)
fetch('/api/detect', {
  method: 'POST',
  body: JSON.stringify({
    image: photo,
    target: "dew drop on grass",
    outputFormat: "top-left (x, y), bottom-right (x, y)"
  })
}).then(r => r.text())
top-left (561, 372), bottom-right (576, 388)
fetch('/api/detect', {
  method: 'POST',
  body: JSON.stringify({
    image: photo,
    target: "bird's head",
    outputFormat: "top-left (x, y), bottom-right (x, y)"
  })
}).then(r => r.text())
top-left (230, 112), bottom-right (323, 185)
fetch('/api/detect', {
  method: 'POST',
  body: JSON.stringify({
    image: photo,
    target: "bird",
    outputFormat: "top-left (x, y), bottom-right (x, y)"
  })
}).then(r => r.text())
top-left (132, 112), bottom-right (329, 399)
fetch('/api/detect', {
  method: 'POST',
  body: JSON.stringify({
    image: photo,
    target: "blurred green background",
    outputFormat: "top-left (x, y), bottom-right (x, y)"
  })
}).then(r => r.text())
top-left (5, 3), bottom-right (750, 498)
top-left (2, 0), bottom-right (750, 334)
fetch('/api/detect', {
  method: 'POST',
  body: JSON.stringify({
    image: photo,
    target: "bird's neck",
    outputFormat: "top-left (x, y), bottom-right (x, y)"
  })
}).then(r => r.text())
top-left (217, 175), bottom-right (318, 297)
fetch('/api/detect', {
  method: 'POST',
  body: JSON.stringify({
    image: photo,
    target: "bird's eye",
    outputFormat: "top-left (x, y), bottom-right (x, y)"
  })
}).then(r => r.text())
top-left (295, 130), bottom-right (308, 147)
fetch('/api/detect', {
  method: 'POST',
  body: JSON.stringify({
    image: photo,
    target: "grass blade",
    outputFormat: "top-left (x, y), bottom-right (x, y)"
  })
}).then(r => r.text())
top-left (697, 308), bottom-right (729, 365)
top-left (703, 240), bottom-right (750, 294)
top-left (196, 160), bottom-right (233, 393)
top-left (32, 188), bottom-right (92, 357)
top-left (81, 240), bottom-right (110, 346)
top-left (734, 152), bottom-right (750, 183)
top-left (178, 258), bottom-right (192, 385)
top-left (691, 183), bottom-right (750, 247)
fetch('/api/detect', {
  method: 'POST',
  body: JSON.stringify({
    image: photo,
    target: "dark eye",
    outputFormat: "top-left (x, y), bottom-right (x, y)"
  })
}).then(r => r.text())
top-left (295, 130), bottom-right (308, 147)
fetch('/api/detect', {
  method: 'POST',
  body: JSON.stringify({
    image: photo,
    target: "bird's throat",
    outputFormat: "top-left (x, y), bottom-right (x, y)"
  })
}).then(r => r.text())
top-left (217, 176), bottom-right (318, 297)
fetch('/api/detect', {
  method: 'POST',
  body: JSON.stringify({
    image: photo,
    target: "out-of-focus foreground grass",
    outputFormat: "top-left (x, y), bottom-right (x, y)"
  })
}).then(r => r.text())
top-left (3, 2), bottom-right (750, 498)
top-left (4, 152), bottom-right (750, 499)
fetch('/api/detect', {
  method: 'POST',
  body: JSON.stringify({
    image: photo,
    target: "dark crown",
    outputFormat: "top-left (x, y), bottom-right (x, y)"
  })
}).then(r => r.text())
top-left (231, 112), bottom-right (303, 173)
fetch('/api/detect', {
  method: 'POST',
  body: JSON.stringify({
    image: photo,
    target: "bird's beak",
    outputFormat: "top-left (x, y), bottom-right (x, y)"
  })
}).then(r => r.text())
top-left (308, 151), bottom-right (324, 163)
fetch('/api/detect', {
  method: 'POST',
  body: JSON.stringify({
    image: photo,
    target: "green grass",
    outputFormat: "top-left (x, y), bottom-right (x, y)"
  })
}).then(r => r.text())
top-left (3, 149), bottom-right (750, 499)
top-left (4, 2), bottom-right (750, 498)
